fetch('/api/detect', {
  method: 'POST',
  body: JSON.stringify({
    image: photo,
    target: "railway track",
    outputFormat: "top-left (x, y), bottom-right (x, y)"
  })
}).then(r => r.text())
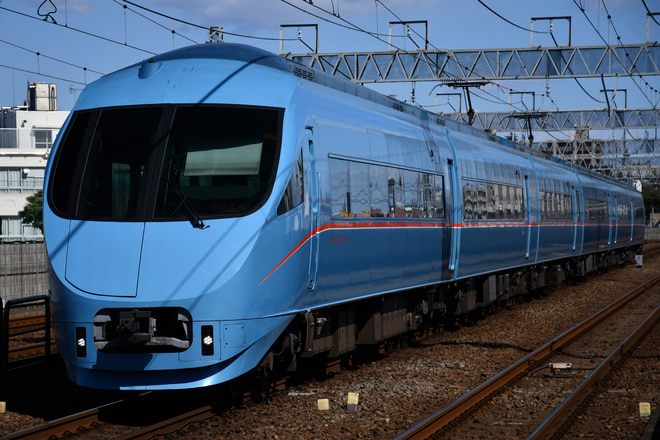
top-left (7, 276), bottom-right (659, 440)
top-left (6, 314), bottom-right (55, 362)
top-left (2, 392), bottom-right (216, 440)
top-left (3, 249), bottom-right (659, 438)
top-left (396, 273), bottom-right (660, 440)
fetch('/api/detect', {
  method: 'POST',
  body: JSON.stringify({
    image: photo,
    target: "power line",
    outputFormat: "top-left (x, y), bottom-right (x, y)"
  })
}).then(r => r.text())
top-left (641, 0), bottom-right (660, 26)
top-left (0, 63), bottom-right (87, 86)
top-left (282, 0), bottom-right (401, 47)
top-left (0, 5), bottom-right (158, 55)
top-left (37, 0), bottom-right (57, 24)
top-left (0, 38), bottom-right (105, 77)
top-left (111, 0), bottom-right (198, 46)
top-left (372, 0), bottom-right (532, 112)
top-left (475, 0), bottom-right (549, 34)
top-left (572, 0), bottom-right (656, 108)
top-left (119, 0), bottom-right (297, 42)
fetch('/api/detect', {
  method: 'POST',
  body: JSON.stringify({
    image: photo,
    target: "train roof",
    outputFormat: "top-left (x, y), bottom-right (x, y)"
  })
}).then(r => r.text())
top-left (135, 43), bottom-right (634, 190)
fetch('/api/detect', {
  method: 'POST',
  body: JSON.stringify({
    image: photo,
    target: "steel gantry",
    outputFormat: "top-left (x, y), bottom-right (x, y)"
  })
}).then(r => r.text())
top-left (440, 108), bottom-right (660, 183)
top-left (285, 43), bottom-right (660, 184)
top-left (285, 43), bottom-right (660, 82)
top-left (442, 108), bottom-right (660, 132)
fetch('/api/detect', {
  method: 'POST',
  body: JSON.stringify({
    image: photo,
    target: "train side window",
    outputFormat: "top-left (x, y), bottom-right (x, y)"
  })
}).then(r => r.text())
top-left (585, 198), bottom-right (607, 222)
top-left (403, 170), bottom-right (422, 218)
top-left (329, 157), bottom-right (444, 220)
top-left (514, 186), bottom-right (523, 219)
top-left (369, 165), bottom-right (388, 217)
top-left (463, 180), bottom-right (476, 220)
top-left (329, 158), bottom-right (350, 216)
top-left (388, 167), bottom-right (405, 218)
top-left (277, 149), bottom-right (304, 216)
top-left (350, 162), bottom-right (370, 217)
top-left (617, 202), bottom-right (630, 220)
top-left (463, 179), bottom-right (522, 221)
top-left (429, 174), bottom-right (445, 219)
top-left (634, 204), bottom-right (645, 224)
top-left (540, 190), bottom-right (573, 221)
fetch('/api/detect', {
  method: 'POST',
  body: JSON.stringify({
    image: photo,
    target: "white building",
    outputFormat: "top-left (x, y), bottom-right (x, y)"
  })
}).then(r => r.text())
top-left (0, 83), bottom-right (69, 241)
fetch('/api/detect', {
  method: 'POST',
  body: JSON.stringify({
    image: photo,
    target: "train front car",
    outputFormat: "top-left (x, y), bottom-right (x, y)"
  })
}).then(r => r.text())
top-left (44, 44), bottom-right (310, 390)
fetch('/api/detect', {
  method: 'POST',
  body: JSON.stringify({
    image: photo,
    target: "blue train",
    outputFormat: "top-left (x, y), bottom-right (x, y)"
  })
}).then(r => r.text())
top-left (44, 43), bottom-right (645, 390)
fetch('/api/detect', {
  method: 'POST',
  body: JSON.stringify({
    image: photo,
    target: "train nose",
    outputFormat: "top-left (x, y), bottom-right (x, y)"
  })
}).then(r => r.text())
top-left (64, 220), bottom-right (143, 297)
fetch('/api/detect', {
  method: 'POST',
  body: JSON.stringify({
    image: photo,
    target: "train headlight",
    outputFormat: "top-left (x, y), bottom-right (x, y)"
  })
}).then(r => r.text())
top-left (201, 325), bottom-right (214, 356)
top-left (75, 327), bottom-right (87, 358)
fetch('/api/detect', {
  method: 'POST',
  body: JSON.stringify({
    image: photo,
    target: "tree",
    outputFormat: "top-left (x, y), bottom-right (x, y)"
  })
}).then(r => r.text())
top-left (19, 190), bottom-right (43, 233)
top-left (642, 184), bottom-right (660, 226)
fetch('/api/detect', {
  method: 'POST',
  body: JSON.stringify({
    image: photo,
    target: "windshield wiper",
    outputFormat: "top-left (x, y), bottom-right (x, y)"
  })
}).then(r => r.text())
top-left (167, 178), bottom-right (210, 230)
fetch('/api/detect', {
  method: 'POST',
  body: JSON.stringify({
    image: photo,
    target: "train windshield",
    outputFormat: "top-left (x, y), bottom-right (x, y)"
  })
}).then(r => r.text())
top-left (48, 105), bottom-right (282, 222)
top-left (153, 106), bottom-right (280, 220)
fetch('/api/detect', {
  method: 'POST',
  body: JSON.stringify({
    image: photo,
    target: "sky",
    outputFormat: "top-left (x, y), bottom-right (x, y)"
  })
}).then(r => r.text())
top-left (0, 0), bottom-right (658, 128)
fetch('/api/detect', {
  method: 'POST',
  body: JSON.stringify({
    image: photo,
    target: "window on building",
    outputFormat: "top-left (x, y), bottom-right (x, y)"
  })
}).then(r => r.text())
top-left (0, 168), bottom-right (44, 193)
top-left (33, 129), bottom-right (55, 149)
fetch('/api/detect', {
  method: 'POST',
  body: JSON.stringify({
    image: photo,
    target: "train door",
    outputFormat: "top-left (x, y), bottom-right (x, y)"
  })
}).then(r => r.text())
top-left (613, 195), bottom-right (619, 245)
top-left (608, 192), bottom-right (613, 246)
top-left (445, 129), bottom-right (460, 278)
top-left (525, 175), bottom-right (532, 259)
top-left (572, 186), bottom-right (582, 252)
top-left (306, 127), bottom-right (319, 291)
top-left (629, 199), bottom-right (634, 242)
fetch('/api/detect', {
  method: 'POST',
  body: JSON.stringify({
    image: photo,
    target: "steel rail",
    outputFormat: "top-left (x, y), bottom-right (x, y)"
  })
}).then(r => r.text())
top-left (395, 272), bottom-right (660, 440)
top-left (115, 405), bottom-right (215, 440)
top-left (8, 315), bottom-right (46, 334)
top-left (529, 301), bottom-right (660, 440)
top-left (8, 341), bottom-right (56, 361)
top-left (1, 401), bottom-right (121, 440)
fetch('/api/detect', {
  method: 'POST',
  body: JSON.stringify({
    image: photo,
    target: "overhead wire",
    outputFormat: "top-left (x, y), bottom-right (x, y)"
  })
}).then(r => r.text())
top-left (475, 0), bottom-right (598, 114)
top-left (475, 0), bottom-right (548, 34)
top-left (377, 0), bottom-right (611, 141)
top-left (36, 0), bottom-right (57, 23)
top-left (599, 0), bottom-right (658, 98)
top-left (285, 0), bottom-right (531, 115)
top-left (0, 5), bottom-right (158, 55)
top-left (572, 0), bottom-right (657, 108)
top-left (548, 31), bottom-right (600, 103)
top-left (375, 0), bottom-right (535, 113)
top-left (283, 0), bottom-right (404, 46)
top-left (641, 0), bottom-right (660, 27)
top-left (0, 38), bottom-right (106, 77)
top-left (120, 0), bottom-right (297, 42)
top-left (112, 0), bottom-right (198, 46)
top-left (0, 63), bottom-right (87, 86)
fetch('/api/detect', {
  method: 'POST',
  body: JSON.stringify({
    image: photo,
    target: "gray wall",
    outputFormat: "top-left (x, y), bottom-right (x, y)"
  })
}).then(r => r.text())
top-left (0, 242), bottom-right (48, 305)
